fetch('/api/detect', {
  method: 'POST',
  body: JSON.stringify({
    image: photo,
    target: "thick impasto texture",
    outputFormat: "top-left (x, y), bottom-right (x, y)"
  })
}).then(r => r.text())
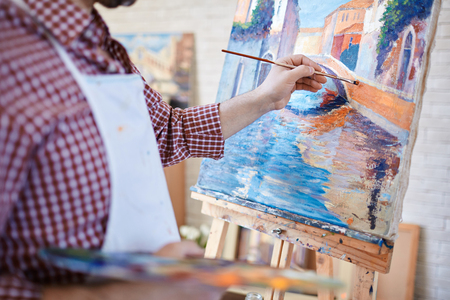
top-left (115, 33), bottom-right (194, 108)
top-left (195, 0), bottom-right (440, 239)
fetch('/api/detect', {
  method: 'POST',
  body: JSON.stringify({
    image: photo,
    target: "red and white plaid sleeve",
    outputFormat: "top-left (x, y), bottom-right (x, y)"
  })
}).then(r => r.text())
top-left (0, 115), bottom-right (30, 233)
top-left (0, 275), bottom-right (41, 300)
top-left (145, 85), bottom-right (225, 167)
top-left (124, 64), bottom-right (225, 168)
top-left (153, 101), bottom-right (225, 168)
top-left (0, 99), bottom-right (42, 300)
top-left (107, 41), bottom-right (225, 168)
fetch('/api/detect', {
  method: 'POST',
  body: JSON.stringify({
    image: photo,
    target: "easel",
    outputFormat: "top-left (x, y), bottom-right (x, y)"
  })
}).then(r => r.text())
top-left (191, 191), bottom-right (394, 300)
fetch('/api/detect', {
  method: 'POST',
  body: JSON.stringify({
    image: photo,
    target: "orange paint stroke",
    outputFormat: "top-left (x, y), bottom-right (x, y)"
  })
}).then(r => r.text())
top-left (303, 106), bottom-right (352, 136)
top-left (347, 81), bottom-right (415, 131)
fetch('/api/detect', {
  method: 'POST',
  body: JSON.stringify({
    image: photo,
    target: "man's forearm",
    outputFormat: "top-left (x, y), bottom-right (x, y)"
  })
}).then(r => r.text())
top-left (218, 54), bottom-right (326, 140)
top-left (218, 89), bottom-right (268, 140)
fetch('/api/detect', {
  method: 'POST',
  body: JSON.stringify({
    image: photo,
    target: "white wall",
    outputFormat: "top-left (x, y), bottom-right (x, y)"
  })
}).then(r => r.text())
top-left (98, 1), bottom-right (450, 298)
top-left (401, 2), bottom-right (450, 299)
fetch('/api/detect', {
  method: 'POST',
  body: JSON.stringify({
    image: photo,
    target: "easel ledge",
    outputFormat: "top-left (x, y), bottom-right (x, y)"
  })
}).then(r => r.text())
top-left (191, 191), bottom-right (394, 274)
top-left (190, 187), bottom-right (393, 246)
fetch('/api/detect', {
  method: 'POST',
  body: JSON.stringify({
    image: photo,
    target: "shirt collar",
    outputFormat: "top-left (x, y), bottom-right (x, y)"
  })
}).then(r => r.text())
top-left (24, 0), bottom-right (92, 47)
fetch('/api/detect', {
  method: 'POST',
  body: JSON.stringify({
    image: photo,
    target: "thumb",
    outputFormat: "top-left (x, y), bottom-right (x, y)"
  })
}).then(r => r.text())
top-left (291, 65), bottom-right (314, 80)
top-left (182, 241), bottom-right (205, 258)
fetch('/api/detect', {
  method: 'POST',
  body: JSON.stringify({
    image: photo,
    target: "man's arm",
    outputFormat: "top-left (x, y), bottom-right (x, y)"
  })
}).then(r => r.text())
top-left (0, 114), bottom-right (43, 299)
top-left (219, 54), bottom-right (326, 139)
top-left (139, 73), bottom-right (225, 168)
top-left (140, 54), bottom-right (325, 166)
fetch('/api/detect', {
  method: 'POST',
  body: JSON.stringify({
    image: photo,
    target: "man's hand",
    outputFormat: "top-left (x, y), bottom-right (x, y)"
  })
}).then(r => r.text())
top-left (219, 54), bottom-right (327, 139)
top-left (257, 54), bottom-right (327, 112)
top-left (44, 280), bottom-right (225, 300)
top-left (154, 240), bottom-right (205, 259)
top-left (43, 241), bottom-right (224, 300)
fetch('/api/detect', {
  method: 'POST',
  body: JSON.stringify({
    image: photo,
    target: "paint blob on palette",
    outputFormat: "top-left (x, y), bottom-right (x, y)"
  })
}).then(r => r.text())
top-left (194, 0), bottom-right (440, 239)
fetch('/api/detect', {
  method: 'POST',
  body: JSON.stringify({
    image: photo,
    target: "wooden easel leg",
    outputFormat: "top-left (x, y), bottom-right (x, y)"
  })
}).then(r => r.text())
top-left (265, 239), bottom-right (284, 300)
top-left (204, 218), bottom-right (229, 259)
top-left (316, 253), bottom-right (334, 300)
top-left (352, 265), bottom-right (377, 300)
top-left (264, 240), bottom-right (294, 300)
top-left (273, 242), bottom-right (294, 300)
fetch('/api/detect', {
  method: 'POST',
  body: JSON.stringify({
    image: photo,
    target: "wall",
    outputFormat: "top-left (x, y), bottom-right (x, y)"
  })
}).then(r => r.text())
top-left (401, 2), bottom-right (450, 299)
top-left (98, 1), bottom-right (450, 298)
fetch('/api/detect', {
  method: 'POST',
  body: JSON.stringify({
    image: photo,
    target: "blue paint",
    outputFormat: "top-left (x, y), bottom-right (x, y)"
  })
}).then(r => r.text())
top-left (340, 43), bottom-right (359, 71)
top-left (191, 186), bottom-right (385, 245)
top-left (383, 240), bottom-right (394, 249)
top-left (197, 75), bottom-right (402, 230)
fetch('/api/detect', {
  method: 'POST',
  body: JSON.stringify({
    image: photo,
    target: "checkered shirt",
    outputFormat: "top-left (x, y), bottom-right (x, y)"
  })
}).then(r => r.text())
top-left (0, 0), bottom-right (225, 298)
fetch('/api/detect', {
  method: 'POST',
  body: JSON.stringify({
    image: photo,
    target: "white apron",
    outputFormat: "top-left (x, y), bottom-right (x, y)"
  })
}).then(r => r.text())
top-left (12, 0), bottom-right (180, 253)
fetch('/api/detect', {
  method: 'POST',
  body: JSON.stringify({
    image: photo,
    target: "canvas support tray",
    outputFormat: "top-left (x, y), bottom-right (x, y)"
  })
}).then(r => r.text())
top-left (191, 186), bottom-right (394, 245)
top-left (191, 191), bottom-right (394, 300)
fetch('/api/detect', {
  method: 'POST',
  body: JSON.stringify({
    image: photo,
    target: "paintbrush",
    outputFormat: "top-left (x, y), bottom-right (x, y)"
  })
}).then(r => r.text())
top-left (222, 49), bottom-right (359, 86)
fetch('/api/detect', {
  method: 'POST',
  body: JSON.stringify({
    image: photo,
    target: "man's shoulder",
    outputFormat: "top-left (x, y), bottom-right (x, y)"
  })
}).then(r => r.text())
top-left (0, 1), bottom-right (89, 135)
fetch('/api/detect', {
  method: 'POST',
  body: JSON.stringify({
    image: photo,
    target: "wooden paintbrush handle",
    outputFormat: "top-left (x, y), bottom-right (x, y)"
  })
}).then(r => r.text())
top-left (222, 49), bottom-right (358, 85)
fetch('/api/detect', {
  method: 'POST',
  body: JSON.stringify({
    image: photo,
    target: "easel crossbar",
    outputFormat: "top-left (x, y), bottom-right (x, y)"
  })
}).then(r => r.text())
top-left (192, 191), bottom-right (394, 274)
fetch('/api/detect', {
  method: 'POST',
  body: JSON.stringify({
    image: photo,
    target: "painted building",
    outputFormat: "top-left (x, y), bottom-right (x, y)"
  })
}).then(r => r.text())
top-left (253, 0), bottom-right (300, 88)
top-left (354, 0), bottom-right (386, 81)
top-left (234, 0), bottom-right (257, 24)
top-left (328, 0), bottom-right (373, 69)
top-left (321, 10), bottom-right (339, 55)
top-left (354, 0), bottom-right (433, 97)
top-left (217, 0), bottom-right (300, 103)
top-left (294, 27), bottom-right (323, 55)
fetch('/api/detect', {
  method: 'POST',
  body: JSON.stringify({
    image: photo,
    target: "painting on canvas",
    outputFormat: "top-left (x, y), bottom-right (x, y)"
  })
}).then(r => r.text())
top-left (115, 33), bottom-right (195, 108)
top-left (193, 0), bottom-right (440, 239)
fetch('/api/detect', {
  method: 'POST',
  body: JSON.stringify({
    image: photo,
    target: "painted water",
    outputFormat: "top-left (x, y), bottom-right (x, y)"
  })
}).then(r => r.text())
top-left (197, 77), bottom-right (402, 233)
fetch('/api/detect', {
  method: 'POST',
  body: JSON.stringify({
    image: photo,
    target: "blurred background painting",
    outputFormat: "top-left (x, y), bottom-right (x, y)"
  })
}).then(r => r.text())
top-left (115, 33), bottom-right (195, 109)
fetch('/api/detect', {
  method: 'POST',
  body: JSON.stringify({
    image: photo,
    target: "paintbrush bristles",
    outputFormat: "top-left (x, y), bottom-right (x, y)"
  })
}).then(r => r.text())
top-left (222, 49), bottom-right (359, 86)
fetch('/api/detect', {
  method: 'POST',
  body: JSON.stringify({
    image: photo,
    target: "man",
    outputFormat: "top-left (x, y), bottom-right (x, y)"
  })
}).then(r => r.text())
top-left (0, 0), bottom-right (326, 298)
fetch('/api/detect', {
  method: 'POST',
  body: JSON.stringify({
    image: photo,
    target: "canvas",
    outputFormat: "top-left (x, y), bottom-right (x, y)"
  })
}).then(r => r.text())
top-left (114, 33), bottom-right (195, 108)
top-left (193, 0), bottom-right (440, 240)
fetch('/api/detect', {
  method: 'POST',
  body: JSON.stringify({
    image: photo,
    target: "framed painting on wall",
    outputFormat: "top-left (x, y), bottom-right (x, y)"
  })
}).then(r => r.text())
top-left (114, 32), bottom-right (195, 109)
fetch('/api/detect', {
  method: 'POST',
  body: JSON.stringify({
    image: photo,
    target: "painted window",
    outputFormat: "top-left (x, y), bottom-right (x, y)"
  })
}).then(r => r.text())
top-left (232, 58), bottom-right (245, 97)
top-left (342, 13), bottom-right (345, 22)
top-left (257, 53), bottom-right (274, 87)
top-left (346, 13), bottom-right (349, 21)
top-left (398, 32), bottom-right (414, 90)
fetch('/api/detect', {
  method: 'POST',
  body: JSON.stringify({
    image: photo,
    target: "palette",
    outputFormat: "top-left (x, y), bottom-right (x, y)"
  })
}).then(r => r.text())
top-left (40, 248), bottom-right (343, 292)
